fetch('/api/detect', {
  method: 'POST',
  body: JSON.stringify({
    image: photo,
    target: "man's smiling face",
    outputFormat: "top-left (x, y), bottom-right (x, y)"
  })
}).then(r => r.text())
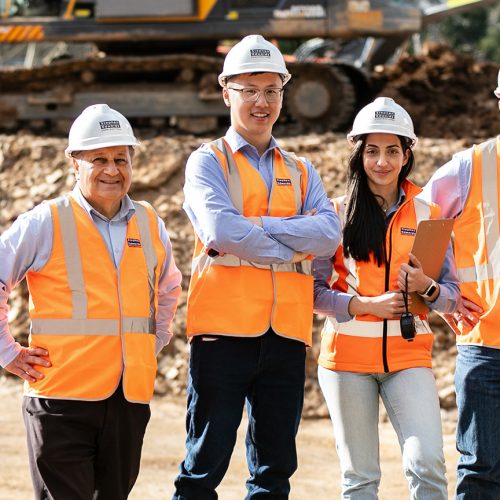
top-left (73, 145), bottom-right (132, 218)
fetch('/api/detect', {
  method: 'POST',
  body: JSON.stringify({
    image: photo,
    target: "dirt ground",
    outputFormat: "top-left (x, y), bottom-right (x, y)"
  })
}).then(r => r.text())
top-left (0, 377), bottom-right (459, 499)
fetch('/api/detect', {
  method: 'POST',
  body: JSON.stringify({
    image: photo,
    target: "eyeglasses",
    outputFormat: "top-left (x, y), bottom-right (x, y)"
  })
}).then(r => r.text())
top-left (227, 86), bottom-right (284, 103)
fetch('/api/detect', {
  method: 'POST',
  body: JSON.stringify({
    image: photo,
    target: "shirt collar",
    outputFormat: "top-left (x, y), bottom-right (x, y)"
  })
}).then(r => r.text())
top-left (385, 186), bottom-right (406, 217)
top-left (397, 186), bottom-right (406, 206)
top-left (70, 186), bottom-right (135, 223)
top-left (224, 126), bottom-right (280, 156)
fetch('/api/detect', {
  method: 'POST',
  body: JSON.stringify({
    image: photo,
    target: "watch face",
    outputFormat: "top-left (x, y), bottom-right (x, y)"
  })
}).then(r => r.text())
top-left (425, 284), bottom-right (437, 298)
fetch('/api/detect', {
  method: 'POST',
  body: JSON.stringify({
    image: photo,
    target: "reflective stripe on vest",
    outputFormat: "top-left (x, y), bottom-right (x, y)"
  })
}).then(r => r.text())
top-left (457, 140), bottom-right (500, 283)
top-left (324, 316), bottom-right (432, 338)
top-left (30, 197), bottom-right (156, 337)
top-left (213, 138), bottom-right (303, 215)
top-left (453, 138), bottom-right (500, 346)
top-left (191, 252), bottom-right (312, 276)
top-left (186, 138), bottom-right (313, 344)
top-left (206, 138), bottom-right (310, 277)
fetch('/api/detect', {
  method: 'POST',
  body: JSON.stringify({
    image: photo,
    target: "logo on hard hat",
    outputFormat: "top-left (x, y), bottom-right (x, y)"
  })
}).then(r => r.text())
top-left (374, 111), bottom-right (395, 120)
top-left (250, 49), bottom-right (271, 58)
top-left (99, 120), bottom-right (121, 130)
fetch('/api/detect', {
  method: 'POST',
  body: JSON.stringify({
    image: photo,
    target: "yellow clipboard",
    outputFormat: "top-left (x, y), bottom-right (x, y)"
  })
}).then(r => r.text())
top-left (409, 218), bottom-right (454, 315)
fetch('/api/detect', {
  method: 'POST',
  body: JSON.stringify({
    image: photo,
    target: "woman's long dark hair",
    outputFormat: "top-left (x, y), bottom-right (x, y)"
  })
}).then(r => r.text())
top-left (342, 135), bottom-right (415, 266)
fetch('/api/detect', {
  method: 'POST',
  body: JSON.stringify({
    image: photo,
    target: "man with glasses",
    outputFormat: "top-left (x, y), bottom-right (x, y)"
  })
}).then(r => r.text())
top-left (173, 35), bottom-right (340, 499)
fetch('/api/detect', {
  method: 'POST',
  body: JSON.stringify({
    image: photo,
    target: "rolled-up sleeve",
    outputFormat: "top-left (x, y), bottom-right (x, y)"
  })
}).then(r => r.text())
top-left (420, 150), bottom-right (471, 219)
top-left (313, 256), bottom-right (353, 323)
top-left (0, 282), bottom-right (21, 368)
top-left (0, 204), bottom-right (53, 367)
top-left (154, 217), bottom-right (182, 355)
top-left (427, 242), bottom-right (460, 314)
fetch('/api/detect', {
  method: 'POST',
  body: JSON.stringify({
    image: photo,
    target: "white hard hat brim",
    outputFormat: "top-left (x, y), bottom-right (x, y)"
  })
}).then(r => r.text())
top-left (218, 69), bottom-right (291, 87)
top-left (65, 139), bottom-right (140, 157)
top-left (347, 134), bottom-right (418, 149)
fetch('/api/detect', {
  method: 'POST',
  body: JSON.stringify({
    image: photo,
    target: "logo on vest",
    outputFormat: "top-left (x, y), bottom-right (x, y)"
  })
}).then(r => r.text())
top-left (99, 120), bottom-right (121, 130)
top-left (127, 238), bottom-right (142, 247)
top-left (276, 178), bottom-right (292, 186)
top-left (400, 227), bottom-right (417, 236)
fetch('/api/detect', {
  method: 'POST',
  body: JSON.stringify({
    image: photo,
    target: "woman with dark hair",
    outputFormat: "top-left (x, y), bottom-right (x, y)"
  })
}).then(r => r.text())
top-left (314, 97), bottom-right (460, 499)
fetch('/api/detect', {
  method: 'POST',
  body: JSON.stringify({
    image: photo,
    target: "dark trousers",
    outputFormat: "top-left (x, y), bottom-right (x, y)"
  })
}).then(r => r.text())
top-left (173, 329), bottom-right (306, 500)
top-left (22, 384), bottom-right (151, 500)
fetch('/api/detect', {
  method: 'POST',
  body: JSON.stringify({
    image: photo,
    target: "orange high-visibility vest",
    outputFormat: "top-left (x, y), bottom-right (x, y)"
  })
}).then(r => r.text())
top-left (186, 138), bottom-right (314, 344)
top-left (25, 195), bottom-right (166, 403)
top-left (453, 138), bottom-right (500, 346)
top-left (319, 180), bottom-right (441, 373)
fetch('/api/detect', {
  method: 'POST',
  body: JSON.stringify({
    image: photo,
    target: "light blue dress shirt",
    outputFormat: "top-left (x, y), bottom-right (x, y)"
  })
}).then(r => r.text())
top-left (420, 146), bottom-right (473, 218)
top-left (183, 127), bottom-right (341, 264)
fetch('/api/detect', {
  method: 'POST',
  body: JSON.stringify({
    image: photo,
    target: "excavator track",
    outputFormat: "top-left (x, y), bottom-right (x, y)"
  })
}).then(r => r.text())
top-left (0, 0), bottom-right (495, 134)
top-left (0, 53), bottom-right (227, 133)
top-left (0, 53), bottom-right (357, 134)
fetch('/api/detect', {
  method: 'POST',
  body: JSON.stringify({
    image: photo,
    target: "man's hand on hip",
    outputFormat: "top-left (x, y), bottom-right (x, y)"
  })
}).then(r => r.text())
top-left (5, 346), bottom-right (51, 383)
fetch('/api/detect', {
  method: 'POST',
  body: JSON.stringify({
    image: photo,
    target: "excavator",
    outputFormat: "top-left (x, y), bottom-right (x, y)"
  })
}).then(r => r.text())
top-left (0, 0), bottom-right (495, 133)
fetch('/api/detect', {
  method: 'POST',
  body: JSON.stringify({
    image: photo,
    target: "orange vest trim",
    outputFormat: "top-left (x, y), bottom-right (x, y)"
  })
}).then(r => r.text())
top-left (186, 138), bottom-right (314, 345)
top-left (319, 180), bottom-right (440, 373)
top-left (453, 138), bottom-right (500, 346)
top-left (26, 195), bottom-right (165, 403)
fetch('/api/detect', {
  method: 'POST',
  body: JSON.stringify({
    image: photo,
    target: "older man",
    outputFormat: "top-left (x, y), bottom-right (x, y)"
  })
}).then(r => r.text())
top-left (0, 104), bottom-right (182, 500)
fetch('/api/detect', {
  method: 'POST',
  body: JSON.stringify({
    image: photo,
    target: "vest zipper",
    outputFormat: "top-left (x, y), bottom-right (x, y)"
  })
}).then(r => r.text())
top-left (382, 237), bottom-right (391, 373)
top-left (116, 268), bottom-right (126, 372)
top-left (382, 193), bottom-right (412, 373)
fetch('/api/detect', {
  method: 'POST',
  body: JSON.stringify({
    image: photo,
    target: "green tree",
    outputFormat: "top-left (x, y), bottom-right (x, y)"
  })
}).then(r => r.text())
top-left (479, 6), bottom-right (500, 63)
top-left (434, 6), bottom-right (499, 63)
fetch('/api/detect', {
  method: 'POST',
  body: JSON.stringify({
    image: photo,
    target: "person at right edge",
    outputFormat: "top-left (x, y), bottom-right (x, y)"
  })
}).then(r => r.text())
top-left (421, 69), bottom-right (500, 499)
top-left (173, 35), bottom-right (340, 499)
top-left (313, 97), bottom-right (460, 499)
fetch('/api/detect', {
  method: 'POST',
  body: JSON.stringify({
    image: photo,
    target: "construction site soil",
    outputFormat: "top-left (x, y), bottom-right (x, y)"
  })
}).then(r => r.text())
top-left (0, 46), bottom-right (498, 498)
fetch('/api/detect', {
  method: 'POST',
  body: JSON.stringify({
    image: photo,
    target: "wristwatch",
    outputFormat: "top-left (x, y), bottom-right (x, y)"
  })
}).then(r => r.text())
top-left (418, 279), bottom-right (438, 300)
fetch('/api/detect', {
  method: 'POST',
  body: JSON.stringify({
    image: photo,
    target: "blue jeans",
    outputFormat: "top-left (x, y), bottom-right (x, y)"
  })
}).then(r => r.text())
top-left (173, 330), bottom-right (306, 499)
top-left (455, 345), bottom-right (500, 499)
top-left (318, 366), bottom-right (447, 499)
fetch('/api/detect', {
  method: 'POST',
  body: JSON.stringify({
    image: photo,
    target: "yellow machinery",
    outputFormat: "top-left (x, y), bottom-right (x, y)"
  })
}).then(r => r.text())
top-left (0, 0), bottom-right (495, 132)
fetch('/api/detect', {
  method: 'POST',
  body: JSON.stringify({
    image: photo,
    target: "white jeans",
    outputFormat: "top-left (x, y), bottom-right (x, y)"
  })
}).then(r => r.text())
top-left (318, 366), bottom-right (447, 500)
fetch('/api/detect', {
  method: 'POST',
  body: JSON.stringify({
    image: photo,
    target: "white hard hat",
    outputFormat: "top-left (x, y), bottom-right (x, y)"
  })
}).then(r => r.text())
top-left (65, 104), bottom-right (139, 157)
top-left (218, 35), bottom-right (291, 87)
top-left (347, 97), bottom-right (418, 148)
top-left (494, 69), bottom-right (500, 98)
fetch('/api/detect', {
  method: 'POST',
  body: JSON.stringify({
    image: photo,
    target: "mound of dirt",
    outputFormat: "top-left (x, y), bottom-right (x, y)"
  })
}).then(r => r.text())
top-left (373, 44), bottom-right (499, 140)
